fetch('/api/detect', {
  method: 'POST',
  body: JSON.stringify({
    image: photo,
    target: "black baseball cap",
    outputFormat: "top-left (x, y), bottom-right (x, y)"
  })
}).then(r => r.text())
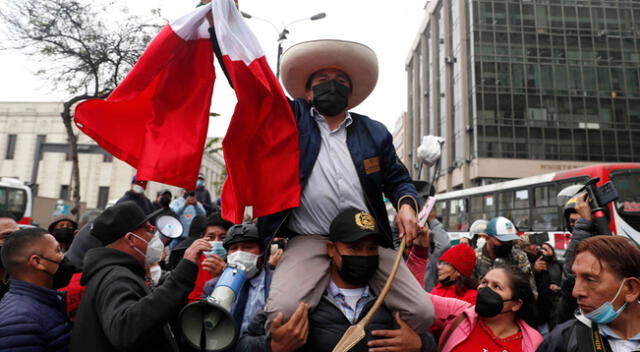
top-left (91, 201), bottom-right (161, 245)
top-left (329, 209), bottom-right (384, 244)
top-left (223, 223), bottom-right (260, 250)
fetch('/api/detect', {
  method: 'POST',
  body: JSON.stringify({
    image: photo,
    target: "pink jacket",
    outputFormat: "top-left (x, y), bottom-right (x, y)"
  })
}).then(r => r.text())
top-left (430, 294), bottom-right (543, 352)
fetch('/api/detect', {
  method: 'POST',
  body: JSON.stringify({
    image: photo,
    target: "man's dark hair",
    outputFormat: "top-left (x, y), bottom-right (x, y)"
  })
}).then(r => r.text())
top-left (1, 227), bottom-right (48, 274)
top-left (0, 210), bottom-right (17, 221)
top-left (188, 215), bottom-right (207, 239)
top-left (304, 70), bottom-right (353, 93)
top-left (575, 235), bottom-right (640, 279)
top-left (493, 264), bottom-right (538, 328)
top-left (205, 213), bottom-right (233, 231)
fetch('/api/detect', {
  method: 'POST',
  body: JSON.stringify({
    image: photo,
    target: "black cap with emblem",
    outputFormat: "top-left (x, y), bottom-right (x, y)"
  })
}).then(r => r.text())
top-left (329, 208), bottom-right (385, 244)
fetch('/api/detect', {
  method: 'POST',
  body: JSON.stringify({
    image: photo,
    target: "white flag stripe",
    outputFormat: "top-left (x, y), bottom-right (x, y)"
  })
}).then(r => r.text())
top-left (212, 0), bottom-right (265, 65)
top-left (171, 4), bottom-right (212, 41)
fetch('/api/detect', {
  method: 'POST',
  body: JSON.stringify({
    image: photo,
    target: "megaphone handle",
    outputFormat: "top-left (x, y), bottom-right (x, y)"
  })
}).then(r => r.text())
top-left (359, 238), bottom-right (407, 327)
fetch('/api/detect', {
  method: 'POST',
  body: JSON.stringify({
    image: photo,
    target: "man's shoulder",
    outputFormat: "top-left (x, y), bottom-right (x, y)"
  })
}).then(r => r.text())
top-left (350, 112), bottom-right (388, 132)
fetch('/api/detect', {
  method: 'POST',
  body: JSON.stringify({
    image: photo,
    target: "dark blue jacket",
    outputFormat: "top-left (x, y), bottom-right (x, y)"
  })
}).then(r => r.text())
top-left (258, 99), bottom-right (417, 248)
top-left (0, 279), bottom-right (72, 352)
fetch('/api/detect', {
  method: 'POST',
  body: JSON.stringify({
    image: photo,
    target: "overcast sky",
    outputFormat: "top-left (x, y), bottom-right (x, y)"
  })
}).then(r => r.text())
top-left (0, 0), bottom-right (428, 136)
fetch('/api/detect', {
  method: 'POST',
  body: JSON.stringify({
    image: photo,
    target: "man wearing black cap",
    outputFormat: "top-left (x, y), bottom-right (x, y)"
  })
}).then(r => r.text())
top-left (236, 209), bottom-right (433, 352)
top-left (70, 201), bottom-right (212, 352)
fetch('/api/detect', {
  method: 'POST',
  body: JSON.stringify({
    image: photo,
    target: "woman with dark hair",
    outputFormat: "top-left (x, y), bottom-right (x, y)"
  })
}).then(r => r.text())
top-left (533, 242), bottom-right (563, 330)
top-left (431, 244), bottom-right (478, 304)
top-left (429, 265), bottom-right (542, 352)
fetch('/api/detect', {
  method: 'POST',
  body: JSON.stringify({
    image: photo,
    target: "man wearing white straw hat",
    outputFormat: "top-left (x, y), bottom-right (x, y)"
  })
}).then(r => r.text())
top-left (254, 39), bottom-right (434, 337)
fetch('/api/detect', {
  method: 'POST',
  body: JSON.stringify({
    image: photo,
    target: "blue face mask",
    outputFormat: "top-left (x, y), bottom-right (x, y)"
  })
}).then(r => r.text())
top-left (583, 279), bottom-right (628, 324)
top-left (204, 241), bottom-right (227, 259)
top-left (196, 179), bottom-right (204, 187)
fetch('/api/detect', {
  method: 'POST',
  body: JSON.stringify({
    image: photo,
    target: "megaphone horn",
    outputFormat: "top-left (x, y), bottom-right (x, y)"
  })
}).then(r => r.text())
top-left (156, 215), bottom-right (183, 239)
top-left (179, 266), bottom-right (247, 351)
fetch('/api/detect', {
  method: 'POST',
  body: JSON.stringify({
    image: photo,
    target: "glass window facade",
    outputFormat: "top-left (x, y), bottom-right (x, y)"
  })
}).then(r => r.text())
top-left (405, 0), bottom-right (640, 189)
top-left (472, 0), bottom-right (640, 162)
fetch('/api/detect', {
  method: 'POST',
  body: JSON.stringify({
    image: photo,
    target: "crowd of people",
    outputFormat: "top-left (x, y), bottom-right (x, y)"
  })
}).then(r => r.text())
top-left (0, 5), bottom-right (639, 350)
top-left (0, 175), bottom-right (638, 352)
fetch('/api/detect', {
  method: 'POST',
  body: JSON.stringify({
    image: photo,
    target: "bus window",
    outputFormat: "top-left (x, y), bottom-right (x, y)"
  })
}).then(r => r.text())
top-left (515, 189), bottom-right (529, 208)
top-left (449, 198), bottom-right (469, 231)
top-left (533, 185), bottom-right (559, 230)
top-left (484, 194), bottom-right (496, 214)
top-left (0, 188), bottom-right (6, 209)
top-left (436, 200), bottom-right (448, 228)
top-left (6, 188), bottom-right (26, 221)
top-left (469, 194), bottom-right (496, 223)
top-left (611, 170), bottom-right (640, 231)
top-left (499, 191), bottom-right (514, 211)
top-left (499, 189), bottom-right (530, 230)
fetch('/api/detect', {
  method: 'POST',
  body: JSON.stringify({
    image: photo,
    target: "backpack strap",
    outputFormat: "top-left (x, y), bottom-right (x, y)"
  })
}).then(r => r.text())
top-left (438, 313), bottom-right (466, 352)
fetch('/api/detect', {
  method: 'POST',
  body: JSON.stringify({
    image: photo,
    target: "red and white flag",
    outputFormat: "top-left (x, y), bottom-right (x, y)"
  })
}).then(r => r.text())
top-left (212, 0), bottom-right (300, 224)
top-left (74, 5), bottom-right (215, 190)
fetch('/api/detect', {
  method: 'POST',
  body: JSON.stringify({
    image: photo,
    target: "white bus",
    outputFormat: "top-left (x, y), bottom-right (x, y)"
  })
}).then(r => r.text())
top-left (434, 163), bottom-right (640, 252)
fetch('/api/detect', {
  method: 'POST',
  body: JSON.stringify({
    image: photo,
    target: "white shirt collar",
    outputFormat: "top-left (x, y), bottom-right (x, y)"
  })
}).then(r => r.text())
top-left (310, 107), bottom-right (352, 129)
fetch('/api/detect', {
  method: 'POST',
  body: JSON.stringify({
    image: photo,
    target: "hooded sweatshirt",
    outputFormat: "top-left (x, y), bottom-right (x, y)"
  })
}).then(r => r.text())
top-left (70, 247), bottom-right (198, 352)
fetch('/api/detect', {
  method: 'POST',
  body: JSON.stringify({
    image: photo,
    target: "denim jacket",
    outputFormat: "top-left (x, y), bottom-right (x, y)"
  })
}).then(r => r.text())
top-left (258, 99), bottom-right (417, 248)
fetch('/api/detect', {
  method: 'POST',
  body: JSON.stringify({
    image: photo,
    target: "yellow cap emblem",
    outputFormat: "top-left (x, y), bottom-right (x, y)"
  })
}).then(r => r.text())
top-left (355, 212), bottom-right (376, 231)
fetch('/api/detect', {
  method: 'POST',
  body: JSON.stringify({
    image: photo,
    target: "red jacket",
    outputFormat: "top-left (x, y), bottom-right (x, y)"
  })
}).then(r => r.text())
top-left (59, 272), bottom-right (85, 320)
top-left (431, 283), bottom-right (477, 305)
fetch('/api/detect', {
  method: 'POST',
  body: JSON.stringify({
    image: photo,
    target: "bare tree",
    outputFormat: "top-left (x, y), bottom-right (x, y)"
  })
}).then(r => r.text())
top-left (0, 0), bottom-right (163, 219)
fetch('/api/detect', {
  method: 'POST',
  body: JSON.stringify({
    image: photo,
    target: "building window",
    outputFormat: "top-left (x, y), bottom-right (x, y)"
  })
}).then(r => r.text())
top-left (5, 134), bottom-right (17, 160)
top-left (97, 187), bottom-right (110, 209)
top-left (59, 185), bottom-right (70, 200)
top-left (103, 153), bottom-right (113, 163)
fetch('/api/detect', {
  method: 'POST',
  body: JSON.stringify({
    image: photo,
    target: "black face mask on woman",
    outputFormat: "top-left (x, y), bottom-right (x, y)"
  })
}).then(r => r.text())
top-left (337, 254), bottom-right (379, 287)
top-left (311, 80), bottom-right (350, 117)
top-left (475, 286), bottom-right (515, 317)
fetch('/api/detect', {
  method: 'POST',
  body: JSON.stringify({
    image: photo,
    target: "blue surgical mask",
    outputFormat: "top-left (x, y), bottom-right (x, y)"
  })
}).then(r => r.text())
top-left (204, 241), bottom-right (227, 259)
top-left (583, 279), bottom-right (628, 324)
top-left (196, 179), bottom-right (204, 187)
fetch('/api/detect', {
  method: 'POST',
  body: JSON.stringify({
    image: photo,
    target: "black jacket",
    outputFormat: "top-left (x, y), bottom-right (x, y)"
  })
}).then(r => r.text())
top-left (257, 99), bottom-right (418, 249)
top-left (195, 187), bottom-right (215, 215)
top-left (116, 191), bottom-right (154, 216)
top-left (70, 247), bottom-right (198, 352)
top-left (537, 314), bottom-right (611, 352)
top-left (236, 294), bottom-right (435, 352)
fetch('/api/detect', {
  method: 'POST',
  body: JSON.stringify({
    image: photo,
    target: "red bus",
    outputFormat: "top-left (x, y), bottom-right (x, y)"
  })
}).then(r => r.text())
top-left (434, 163), bottom-right (640, 252)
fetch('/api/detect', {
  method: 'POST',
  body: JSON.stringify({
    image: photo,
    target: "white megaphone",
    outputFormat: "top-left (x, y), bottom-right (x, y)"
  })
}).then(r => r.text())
top-left (179, 265), bottom-right (247, 351)
top-left (156, 215), bottom-right (183, 239)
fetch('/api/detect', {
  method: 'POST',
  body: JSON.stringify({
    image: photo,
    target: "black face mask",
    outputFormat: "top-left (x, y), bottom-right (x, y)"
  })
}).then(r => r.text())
top-left (475, 286), bottom-right (514, 317)
top-left (337, 253), bottom-right (379, 287)
top-left (493, 243), bottom-right (513, 259)
top-left (42, 256), bottom-right (77, 289)
top-left (53, 228), bottom-right (75, 247)
top-left (439, 276), bottom-right (456, 287)
top-left (311, 80), bottom-right (350, 116)
top-left (159, 196), bottom-right (171, 208)
top-left (543, 254), bottom-right (554, 263)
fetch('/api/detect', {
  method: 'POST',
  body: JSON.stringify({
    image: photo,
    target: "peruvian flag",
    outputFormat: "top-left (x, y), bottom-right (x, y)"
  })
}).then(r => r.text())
top-left (212, 0), bottom-right (300, 224)
top-left (74, 5), bottom-right (215, 189)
